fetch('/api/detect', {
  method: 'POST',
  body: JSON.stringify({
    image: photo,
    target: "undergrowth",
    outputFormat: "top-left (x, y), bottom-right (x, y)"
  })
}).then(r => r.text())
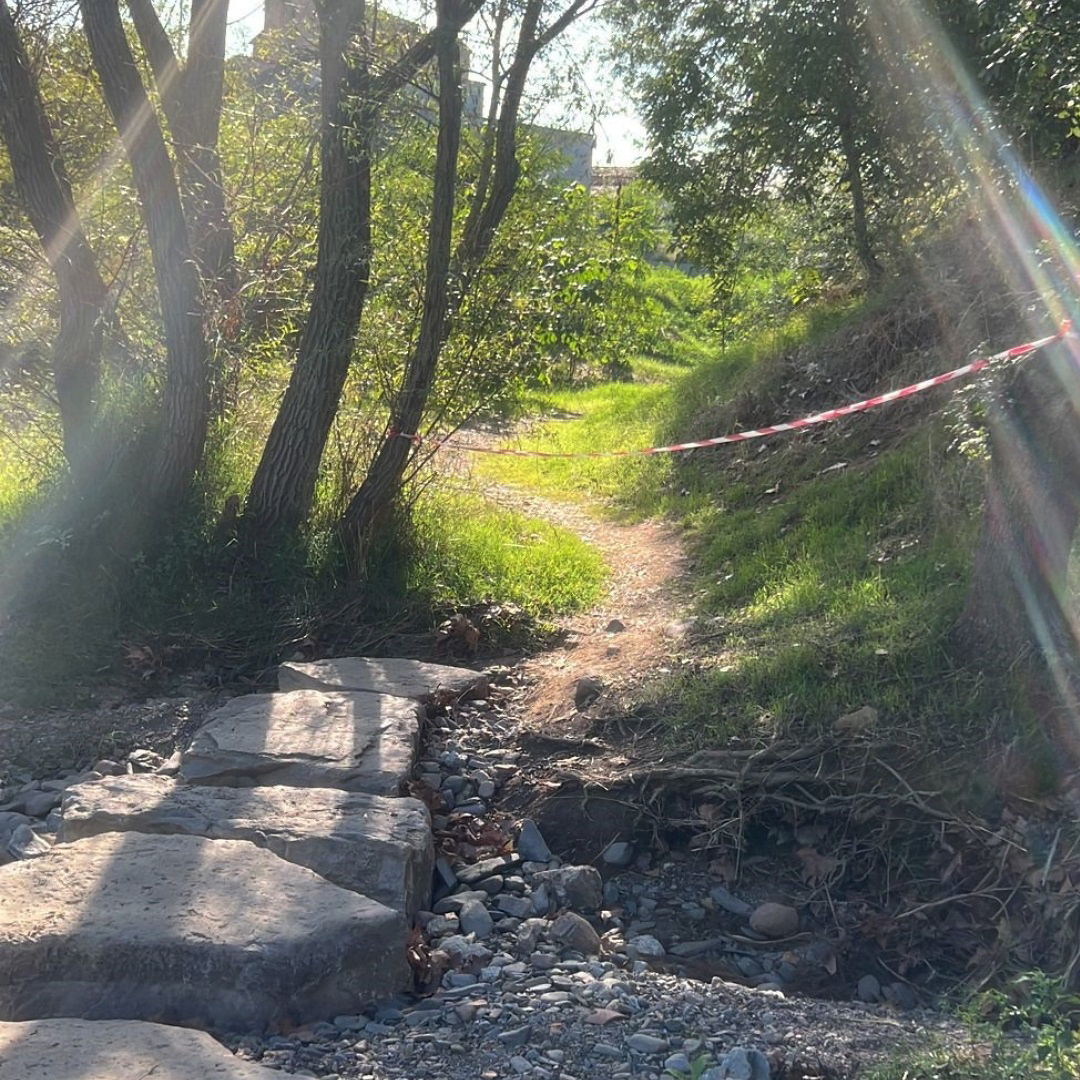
top-left (868, 974), bottom-right (1080, 1080)
top-left (0, 485), bottom-right (605, 708)
top-left (407, 491), bottom-right (606, 614)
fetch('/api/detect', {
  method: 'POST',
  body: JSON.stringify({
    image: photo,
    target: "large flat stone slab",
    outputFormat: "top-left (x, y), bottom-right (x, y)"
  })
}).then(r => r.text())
top-left (0, 832), bottom-right (409, 1032)
top-left (61, 774), bottom-right (433, 916)
top-left (279, 656), bottom-right (487, 699)
top-left (0, 1018), bottom-right (278, 1079)
top-left (179, 690), bottom-right (419, 794)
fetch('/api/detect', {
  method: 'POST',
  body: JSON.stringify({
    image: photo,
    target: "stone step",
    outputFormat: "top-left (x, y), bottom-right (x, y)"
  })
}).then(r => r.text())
top-left (179, 690), bottom-right (419, 794)
top-left (0, 832), bottom-right (408, 1032)
top-left (0, 1018), bottom-right (278, 1079)
top-left (60, 774), bottom-right (433, 917)
top-left (279, 656), bottom-right (487, 699)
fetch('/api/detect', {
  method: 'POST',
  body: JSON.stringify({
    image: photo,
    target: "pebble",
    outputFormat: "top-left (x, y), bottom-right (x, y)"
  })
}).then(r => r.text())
top-left (626, 1032), bottom-right (669, 1055)
top-left (627, 934), bottom-right (666, 959)
top-left (749, 903), bottom-right (799, 939)
top-left (457, 854), bottom-right (521, 886)
top-left (497, 895), bottom-right (533, 919)
top-left (592, 1043), bottom-right (623, 1059)
top-left (497, 1026), bottom-right (532, 1047)
top-left (706, 1046), bottom-right (771, 1080)
top-left (478, 876), bottom-right (504, 896)
top-left (574, 675), bottom-right (603, 708)
top-left (532, 866), bottom-right (602, 912)
top-left (709, 886), bottom-right (753, 917)
top-left (857, 974), bottom-right (881, 1003)
top-left (7, 823), bottom-right (53, 859)
top-left (457, 898), bottom-right (493, 938)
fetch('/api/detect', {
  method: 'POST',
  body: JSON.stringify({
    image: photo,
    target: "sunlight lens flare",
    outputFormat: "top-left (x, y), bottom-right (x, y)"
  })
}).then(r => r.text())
top-left (869, 0), bottom-right (1080, 740)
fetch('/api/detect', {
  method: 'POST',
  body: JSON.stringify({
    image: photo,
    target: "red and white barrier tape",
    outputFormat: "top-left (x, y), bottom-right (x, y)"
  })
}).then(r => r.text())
top-left (392, 321), bottom-right (1074, 460)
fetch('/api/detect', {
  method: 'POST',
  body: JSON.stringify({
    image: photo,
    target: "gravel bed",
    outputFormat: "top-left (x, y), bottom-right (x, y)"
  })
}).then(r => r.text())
top-left (222, 964), bottom-right (959, 1079)
top-left (2, 678), bottom-right (969, 1078)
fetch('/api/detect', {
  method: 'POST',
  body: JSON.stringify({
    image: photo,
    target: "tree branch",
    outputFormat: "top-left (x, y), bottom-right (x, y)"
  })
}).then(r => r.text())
top-left (125, 0), bottom-right (183, 123)
top-left (370, 0), bottom-right (485, 109)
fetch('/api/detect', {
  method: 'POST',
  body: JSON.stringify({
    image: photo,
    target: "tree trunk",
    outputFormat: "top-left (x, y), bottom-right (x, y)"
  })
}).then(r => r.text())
top-left (837, 100), bottom-right (883, 283)
top-left (126, 0), bottom-right (237, 293)
top-left (242, 0), bottom-right (374, 538)
top-left (80, 0), bottom-right (209, 508)
top-left (0, 0), bottom-right (106, 471)
top-left (959, 338), bottom-right (1080, 679)
top-left (341, 0), bottom-right (465, 546)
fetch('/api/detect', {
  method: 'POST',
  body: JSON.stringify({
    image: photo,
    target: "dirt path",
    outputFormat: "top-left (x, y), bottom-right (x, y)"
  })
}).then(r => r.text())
top-left (441, 431), bottom-right (690, 732)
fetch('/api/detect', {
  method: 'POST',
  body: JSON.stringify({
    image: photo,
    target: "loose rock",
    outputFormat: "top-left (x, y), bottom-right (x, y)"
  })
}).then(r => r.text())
top-left (705, 1046), bottom-right (771, 1080)
top-left (549, 911), bottom-right (601, 955)
top-left (627, 934), bottom-right (666, 959)
top-left (749, 902), bottom-right (799, 939)
top-left (602, 841), bottom-right (635, 867)
top-left (7, 824), bottom-right (51, 860)
top-left (574, 676), bottom-right (603, 709)
top-left (517, 819), bottom-right (554, 863)
top-left (458, 898), bottom-right (494, 939)
top-left (533, 865), bottom-right (603, 912)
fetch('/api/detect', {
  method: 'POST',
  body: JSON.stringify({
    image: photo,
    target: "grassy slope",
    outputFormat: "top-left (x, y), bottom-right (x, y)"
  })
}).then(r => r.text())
top-left (479, 271), bottom-right (1062, 801)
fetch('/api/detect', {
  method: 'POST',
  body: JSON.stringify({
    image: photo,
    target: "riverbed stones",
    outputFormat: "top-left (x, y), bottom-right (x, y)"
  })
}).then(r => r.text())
top-left (0, 1018), bottom-right (279, 1079)
top-left (178, 690), bottom-right (419, 795)
top-left (0, 832), bottom-right (408, 1031)
top-left (278, 657), bottom-right (488, 700)
top-left (59, 774), bottom-right (433, 916)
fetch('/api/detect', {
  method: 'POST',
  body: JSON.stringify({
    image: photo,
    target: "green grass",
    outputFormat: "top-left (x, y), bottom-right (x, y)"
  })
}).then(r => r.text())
top-left (645, 436), bottom-right (989, 745)
top-left (407, 490), bottom-right (606, 614)
top-left (867, 974), bottom-right (1080, 1080)
top-left (475, 361), bottom-right (689, 517)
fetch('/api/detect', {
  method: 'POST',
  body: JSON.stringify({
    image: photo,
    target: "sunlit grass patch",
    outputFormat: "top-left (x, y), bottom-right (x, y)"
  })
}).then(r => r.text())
top-left (475, 367), bottom-right (686, 516)
top-left (408, 491), bottom-right (606, 614)
top-left (646, 438), bottom-right (991, 746)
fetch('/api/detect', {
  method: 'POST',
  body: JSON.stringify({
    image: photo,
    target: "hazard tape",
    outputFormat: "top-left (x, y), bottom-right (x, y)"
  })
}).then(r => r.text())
top-left (392, 322), bottom-right (1074, 460)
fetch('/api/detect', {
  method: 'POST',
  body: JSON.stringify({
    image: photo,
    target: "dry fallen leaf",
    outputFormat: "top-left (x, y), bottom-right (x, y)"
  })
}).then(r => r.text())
top-left (585, 1008), bottom-right (627, 1025)
top-left (797, 847), bottom-right (841, 886)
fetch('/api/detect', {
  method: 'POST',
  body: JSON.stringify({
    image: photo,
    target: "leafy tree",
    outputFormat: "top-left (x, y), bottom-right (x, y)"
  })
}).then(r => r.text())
top-left (609, 0), bottom-right (941, 283)
top-left (939, 0), bottom-right (1080, 161)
